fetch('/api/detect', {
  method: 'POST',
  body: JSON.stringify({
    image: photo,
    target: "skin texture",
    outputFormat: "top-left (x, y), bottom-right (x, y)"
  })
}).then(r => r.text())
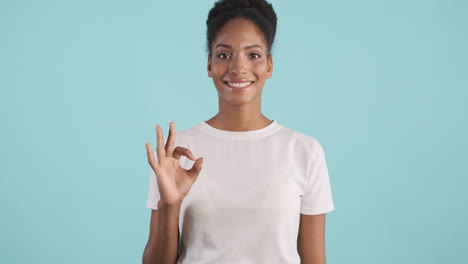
top-left (143, 17), bottom-right (328, 264)
top-left (298, 213), bottom-right (328, 264)
top-left (143, 123), bottom-right (203, 264)
top-left (206, 17), bottom-right (273, 131)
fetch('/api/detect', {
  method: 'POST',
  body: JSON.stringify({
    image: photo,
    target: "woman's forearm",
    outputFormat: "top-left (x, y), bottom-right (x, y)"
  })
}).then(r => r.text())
top-left (143, 201), bottom-right (181, 264)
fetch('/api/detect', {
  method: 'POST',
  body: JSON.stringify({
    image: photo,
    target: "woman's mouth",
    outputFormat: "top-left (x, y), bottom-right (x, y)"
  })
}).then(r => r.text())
top-left (224, 81), bottom-right (254, 91)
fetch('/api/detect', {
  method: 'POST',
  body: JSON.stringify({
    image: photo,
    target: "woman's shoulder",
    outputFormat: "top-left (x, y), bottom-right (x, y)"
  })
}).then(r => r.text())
top-left (275, 123), bottom-right (326, 156)
top-left (173, 121), bottom-right (204, 146)
top-left (277, 123), bottom-right (321, 144)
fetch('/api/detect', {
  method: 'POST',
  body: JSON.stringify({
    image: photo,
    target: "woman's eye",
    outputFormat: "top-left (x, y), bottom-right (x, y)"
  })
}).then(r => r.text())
top-left (250, 53), bottom-right (261, 59)
top-left (217, 53), bottom-right (231, 59)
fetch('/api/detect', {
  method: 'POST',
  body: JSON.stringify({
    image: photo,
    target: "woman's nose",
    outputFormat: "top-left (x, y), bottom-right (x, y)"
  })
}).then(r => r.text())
top-left (229, 55), bottom-right (247, 75)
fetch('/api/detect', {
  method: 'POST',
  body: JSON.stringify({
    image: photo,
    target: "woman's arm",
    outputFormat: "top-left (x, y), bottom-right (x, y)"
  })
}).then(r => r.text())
top-left (142, 201), bottom-right (181, 264)
top-left (143, 122), bottom-right (204, 263)
top-left (297, 213), bottom-right (327, 264)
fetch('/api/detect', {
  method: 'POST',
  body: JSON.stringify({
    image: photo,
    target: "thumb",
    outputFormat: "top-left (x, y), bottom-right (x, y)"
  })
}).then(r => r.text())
top-left (188, 157), bottom-right (204, 178)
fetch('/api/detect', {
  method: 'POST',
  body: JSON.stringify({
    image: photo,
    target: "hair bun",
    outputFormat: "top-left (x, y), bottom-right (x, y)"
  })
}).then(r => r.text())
top-left (209, 0), bottom-right (276, 28)
top-left (206, 0), bottom-right (277, 54)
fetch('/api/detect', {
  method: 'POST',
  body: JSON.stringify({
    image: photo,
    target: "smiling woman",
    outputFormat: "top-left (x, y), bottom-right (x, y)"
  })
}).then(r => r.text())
top-left (142, 0), bottom-right (335, 264)
top-left (208, 17), bottom-right (273, 108)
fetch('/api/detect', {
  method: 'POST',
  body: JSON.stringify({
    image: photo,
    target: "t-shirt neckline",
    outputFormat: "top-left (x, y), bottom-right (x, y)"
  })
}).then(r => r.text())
top-left (197, 120), bottom-right (281, 139)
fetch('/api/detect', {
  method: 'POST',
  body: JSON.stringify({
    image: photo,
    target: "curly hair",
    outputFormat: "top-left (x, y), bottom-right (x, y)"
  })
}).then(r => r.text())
top-left (206, 0), bottom-right (277, 55)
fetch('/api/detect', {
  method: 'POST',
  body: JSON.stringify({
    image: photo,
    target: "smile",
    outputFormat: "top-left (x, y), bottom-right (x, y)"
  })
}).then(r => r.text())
top-left (224, 81), bottom-right (254, 89)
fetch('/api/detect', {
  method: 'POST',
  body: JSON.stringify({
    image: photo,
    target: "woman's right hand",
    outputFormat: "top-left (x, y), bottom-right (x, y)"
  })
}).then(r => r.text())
top-left (145, 121), bottom-right (204, 207)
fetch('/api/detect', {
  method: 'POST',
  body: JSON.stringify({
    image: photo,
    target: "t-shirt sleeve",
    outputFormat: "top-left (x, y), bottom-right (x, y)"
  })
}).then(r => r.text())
top-left (146, 168), bottom-right (160, 210)
top-left (300, 139), bottom-right (335, 215)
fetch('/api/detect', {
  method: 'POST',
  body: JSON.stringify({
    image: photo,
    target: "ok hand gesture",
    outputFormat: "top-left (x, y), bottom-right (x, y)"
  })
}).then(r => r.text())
top-left (145, 121), bottom-right (204, 207)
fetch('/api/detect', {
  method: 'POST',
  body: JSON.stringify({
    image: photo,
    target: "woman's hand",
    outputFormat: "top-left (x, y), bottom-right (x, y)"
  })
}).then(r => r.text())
top-left (145, 121), bottom-right (204, 207)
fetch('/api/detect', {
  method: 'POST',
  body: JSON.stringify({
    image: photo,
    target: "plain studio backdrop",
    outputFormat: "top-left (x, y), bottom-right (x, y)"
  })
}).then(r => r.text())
top-left (1, 0), bottom-right (467, 263)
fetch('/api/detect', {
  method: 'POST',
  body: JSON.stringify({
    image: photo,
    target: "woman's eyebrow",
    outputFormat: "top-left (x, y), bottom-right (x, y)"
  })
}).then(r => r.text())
top-left (245, 44), bottom-right (263, 50)
top-left (215, 44), bottom-right (231, 49)
top-left (214, 44), bottom-right (263, 50)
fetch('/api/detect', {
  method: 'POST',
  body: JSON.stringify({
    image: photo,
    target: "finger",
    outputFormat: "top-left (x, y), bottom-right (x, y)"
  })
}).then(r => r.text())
top-left (173, 146), bottom-right (196, 160)
top-left (156, 124), bottom-right (166, 162)
top-left (145, 142), bottom-right (160, 172)
top-left (165, 121), bottom-right (176, 157)
top-left (187, 157), bottom-right (204, 178)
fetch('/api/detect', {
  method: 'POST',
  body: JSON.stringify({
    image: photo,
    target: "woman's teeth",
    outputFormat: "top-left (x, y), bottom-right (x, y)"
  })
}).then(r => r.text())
top-left (227, 82), bottom-right (252, 88)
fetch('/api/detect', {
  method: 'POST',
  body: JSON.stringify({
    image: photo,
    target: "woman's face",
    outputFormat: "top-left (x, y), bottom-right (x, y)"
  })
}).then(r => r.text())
top-left (208, 17), bottom-right (273, 107)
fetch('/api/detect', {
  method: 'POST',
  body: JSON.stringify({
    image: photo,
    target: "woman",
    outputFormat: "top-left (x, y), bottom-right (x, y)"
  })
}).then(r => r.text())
top-left (143, 0), bottom-right (335, 263)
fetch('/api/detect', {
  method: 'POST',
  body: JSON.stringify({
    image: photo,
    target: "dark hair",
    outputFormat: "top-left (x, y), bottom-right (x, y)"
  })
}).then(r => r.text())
top-left (206, 0), bottom-right (277, 55)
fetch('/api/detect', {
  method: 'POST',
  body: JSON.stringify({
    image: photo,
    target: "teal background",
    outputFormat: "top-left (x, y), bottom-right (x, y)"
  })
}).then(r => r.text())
top-left (1, 0), bottom-right (467, 263)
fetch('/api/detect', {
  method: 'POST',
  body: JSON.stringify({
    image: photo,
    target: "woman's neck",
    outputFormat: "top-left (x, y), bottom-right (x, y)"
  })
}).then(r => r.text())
top-left (205, 110), bottom-right (272, 132)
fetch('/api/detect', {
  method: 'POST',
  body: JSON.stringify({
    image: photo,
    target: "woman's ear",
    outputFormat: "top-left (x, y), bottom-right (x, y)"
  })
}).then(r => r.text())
top-left (207, 54), bottom-right (213, 77)
top-left (267, 54), bottom-right (273, 79)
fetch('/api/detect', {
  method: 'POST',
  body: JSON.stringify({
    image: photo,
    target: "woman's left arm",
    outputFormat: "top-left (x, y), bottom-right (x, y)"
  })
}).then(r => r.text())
top-left (297, 213), bottom-right (328, 264)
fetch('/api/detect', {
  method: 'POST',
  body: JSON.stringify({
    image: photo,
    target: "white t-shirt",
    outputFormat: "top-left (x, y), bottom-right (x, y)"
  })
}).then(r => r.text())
top-left (146, 120), bottom-right (335, 264)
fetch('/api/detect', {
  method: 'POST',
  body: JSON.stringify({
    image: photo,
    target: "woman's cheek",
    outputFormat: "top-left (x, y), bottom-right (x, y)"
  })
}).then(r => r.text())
top-left (253, 61), bottom-right (268, 72)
